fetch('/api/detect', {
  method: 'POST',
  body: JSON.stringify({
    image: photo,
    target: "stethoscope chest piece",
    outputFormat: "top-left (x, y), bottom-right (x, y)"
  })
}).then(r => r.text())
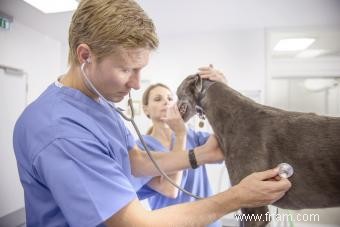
top-left (278, 163), bottom-right (294, 178)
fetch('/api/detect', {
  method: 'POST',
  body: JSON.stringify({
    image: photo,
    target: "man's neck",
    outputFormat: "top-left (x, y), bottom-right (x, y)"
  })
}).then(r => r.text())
top-left (61, 66), bottom-right (98, 100)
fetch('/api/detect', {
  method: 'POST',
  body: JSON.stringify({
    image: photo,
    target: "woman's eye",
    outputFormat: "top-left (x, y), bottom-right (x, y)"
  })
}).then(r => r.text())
top-left (122, 68), bottom-right (131, 73)
top-left (168, 97), bottom-right (173, 101)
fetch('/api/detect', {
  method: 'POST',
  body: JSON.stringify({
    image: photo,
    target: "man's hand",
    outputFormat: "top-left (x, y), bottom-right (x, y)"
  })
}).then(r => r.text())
top-left (232, 168), bottom-right (292, 208)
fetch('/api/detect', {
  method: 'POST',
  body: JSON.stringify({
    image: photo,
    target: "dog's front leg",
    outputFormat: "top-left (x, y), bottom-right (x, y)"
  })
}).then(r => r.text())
top-left (239, 206), bottom-right (269, 227)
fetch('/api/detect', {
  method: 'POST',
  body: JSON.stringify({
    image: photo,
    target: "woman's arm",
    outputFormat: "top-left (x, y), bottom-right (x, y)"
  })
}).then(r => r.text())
top-left (142, 118), bottom-right (187, 198)
top-left (129, 134), bottom-right (223, 177)
top-left (146, 172), bottom-right (182, 198)
top-left (130, 103), bottom-right (224, 177)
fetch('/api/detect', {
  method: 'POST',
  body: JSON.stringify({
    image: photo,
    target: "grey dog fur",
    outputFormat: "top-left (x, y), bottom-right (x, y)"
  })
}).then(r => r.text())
top-left (176, 75), bottom-right (340, 227)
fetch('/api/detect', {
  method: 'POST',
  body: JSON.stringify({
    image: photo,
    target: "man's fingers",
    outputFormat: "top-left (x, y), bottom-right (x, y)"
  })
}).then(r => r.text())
top-left (264, 178), bottom-right (292, 193)
top-left (255, 168), bottom-right (280, 180)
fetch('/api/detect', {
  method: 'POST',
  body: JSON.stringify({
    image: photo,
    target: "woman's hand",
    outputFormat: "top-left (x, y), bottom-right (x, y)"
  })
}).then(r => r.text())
top-left (198, 64), bottom-right (227, 83)
top-left (161, 104), bottom-right (186, 136)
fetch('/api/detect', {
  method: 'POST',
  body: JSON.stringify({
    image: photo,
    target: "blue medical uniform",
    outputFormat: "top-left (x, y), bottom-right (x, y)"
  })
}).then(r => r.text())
top-left (13, 82), bottom-right (145, 227)
top-left (136, 129), bottom-right (222, 227)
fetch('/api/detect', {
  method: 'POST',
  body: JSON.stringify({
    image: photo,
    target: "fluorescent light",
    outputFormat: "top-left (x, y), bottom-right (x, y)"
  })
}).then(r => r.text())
top-left (23, 0), bottom-right (78, 14)
top-left (304, 79), bottom-right (338, 92)
top-left (296, 49), bottom-right (327, 58)
top-left (274, 38), bottom-right (315, 51)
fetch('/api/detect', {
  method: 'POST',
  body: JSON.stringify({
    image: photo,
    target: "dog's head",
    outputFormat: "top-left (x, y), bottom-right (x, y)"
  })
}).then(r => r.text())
top-left (176, 74), bottom-right (203, 122)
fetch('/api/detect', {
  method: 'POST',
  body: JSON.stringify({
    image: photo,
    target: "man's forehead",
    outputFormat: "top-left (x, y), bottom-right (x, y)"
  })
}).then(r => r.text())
top-left (118, 47), bottom-right (149, 59)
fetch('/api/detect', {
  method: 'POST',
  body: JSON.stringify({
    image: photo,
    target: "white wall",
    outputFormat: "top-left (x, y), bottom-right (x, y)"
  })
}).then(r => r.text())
top-left (0, 20), bottom-right (62, 217)
top-left (121, 29), bottom-right (266, 136)
top-left (0, 21), bottom-right (62, 102)
top-left (145, 30), bottom-right (266, 92)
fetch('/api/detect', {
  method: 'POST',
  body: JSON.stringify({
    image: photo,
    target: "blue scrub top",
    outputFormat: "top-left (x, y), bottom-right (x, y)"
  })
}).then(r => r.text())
top-left (136, 129), bottom-right (222, 227)
top-left (13, 83), bottom-right (143, 227)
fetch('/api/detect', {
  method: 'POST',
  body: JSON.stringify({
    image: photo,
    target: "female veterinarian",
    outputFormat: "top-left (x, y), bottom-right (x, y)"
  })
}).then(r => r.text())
top-left (12, 0), bottom-right (292, 226)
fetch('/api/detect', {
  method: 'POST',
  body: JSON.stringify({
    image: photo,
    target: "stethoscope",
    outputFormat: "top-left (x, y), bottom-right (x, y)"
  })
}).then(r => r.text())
top-left (80, 61), bottom-right (203, 199)
top-left (80, 61), bottom-right (295, 201)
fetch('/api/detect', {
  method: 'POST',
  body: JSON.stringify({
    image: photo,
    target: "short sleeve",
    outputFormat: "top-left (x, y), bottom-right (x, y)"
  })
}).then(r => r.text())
top-left (191, 129), bottom-right (210, 146)
top-left (33, 138), bottom-right (137, 227)
top-left (136, 184), bottom-right (158, 200)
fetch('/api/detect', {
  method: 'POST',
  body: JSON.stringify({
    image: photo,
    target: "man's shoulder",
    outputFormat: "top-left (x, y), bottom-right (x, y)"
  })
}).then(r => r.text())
top-left (13, 85), bottom-right (101, 162)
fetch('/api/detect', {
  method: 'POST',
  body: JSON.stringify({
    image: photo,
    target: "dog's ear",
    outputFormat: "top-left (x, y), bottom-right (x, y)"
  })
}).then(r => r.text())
top-left (194, 74), bottom-right (203, 92)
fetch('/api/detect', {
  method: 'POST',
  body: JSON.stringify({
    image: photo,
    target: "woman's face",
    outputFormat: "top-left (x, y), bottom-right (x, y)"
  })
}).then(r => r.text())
top-left (144, 86), bottom-right (174, 121)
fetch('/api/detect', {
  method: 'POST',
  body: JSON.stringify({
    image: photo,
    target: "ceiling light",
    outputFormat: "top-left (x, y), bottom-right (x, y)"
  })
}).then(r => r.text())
top-left (23, 0), bottom-right (78, 14)
top-left (304, 79), bottom-right (338, 92)
top-left (296, 49), bottom-right (327, 58)
top-left (274, 38), bottom-right (315, 52)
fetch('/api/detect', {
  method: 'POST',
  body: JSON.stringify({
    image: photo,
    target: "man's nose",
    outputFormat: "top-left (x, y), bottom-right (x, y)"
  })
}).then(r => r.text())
top-left (127, 72), bottom-right (141, 90)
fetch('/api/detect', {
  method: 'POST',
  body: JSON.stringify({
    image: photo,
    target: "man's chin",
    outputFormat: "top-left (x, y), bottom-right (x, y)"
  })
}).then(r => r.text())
top-left (107, 96), bottom-right (124, 103)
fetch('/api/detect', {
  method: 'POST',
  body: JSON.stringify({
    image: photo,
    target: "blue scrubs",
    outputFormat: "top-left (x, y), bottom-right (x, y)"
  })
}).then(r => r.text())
top-left (13, 82), bottom-right (144, 227)
top-left (136, 129), bottom-right (222, 227)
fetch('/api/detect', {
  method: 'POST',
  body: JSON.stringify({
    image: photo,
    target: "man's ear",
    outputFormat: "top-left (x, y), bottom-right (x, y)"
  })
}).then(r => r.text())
top-left (77, 44), bottom-right (92, 65)
top-left (194, 74), bottom-right (203, 92)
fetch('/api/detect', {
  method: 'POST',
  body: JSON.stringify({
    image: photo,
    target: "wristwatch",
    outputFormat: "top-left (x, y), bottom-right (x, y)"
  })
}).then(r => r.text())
top-left (188, 149), bottom-right (198, 169)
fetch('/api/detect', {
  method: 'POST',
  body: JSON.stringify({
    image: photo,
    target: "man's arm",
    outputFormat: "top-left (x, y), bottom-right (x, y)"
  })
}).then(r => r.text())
top-left (105, 168), bottom-right (292, 227)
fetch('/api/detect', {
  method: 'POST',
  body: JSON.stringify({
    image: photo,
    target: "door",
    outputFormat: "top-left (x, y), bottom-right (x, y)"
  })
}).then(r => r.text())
top-left (0, 67), bottom-right (26, 217)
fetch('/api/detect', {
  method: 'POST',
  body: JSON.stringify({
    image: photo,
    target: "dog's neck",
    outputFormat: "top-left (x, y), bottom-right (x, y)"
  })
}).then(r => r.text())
top-left (195, 80), bottom-right (217, 120)
top-left (196, 79), bottom-right (217, 108)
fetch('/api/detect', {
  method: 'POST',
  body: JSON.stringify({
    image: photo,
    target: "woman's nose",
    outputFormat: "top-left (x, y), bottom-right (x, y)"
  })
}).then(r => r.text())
top-left (164, 99), bottom-right (170, 106)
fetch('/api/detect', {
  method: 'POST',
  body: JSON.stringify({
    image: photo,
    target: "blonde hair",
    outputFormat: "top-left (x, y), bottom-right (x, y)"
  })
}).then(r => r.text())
top-left (68, 0), bottom-right (159, 65)
top-left (142, 83), bottom-right (171, 135)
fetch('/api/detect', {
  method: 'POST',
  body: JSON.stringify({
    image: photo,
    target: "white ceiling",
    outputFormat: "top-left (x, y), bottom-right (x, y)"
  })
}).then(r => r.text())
top-left (269, 30), bottom-right (340, 58)
top-left (1, 0), bottom-right (340, 48)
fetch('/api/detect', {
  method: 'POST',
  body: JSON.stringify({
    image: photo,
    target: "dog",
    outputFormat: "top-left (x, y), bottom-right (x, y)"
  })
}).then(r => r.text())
top-left (176, 74), bottom-right (340, 227)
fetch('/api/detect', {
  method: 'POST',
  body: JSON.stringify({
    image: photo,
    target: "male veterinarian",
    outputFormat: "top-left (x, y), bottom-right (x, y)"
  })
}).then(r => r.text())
top-left (13, 0), bottom-right (292, 226)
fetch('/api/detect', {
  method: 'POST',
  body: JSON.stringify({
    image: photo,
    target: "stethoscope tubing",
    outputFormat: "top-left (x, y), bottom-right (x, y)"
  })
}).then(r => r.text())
top-left (80, 62), bottom-right (202, 199)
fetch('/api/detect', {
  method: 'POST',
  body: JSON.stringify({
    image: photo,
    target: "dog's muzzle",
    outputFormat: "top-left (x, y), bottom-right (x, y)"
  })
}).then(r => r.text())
top-left (177, 100), bottom-right (190, 119)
